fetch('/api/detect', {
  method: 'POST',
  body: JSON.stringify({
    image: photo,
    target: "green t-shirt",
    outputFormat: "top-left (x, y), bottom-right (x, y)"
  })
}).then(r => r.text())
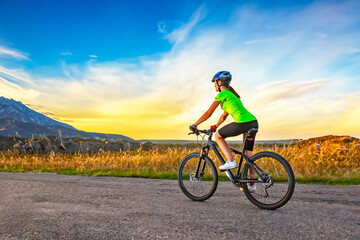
top-left (214, 89), bottom-right (257, 123)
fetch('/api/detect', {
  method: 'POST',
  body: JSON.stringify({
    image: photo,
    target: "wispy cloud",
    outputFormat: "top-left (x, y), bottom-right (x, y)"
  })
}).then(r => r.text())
top-left (317, 31), bottom-right (327, 38)
top-left (252, 79), bottom-right (330, 105)
top-left (165, 5), bottom-right (206, 48)
top-left (0, 46), bottom-right (28, 60)
top-left (157, 21), bottom-right (166, 34)
top-left (0, 66), bottom-right (34, 85)
top-left (243, 37), bottom-right (283, 45)
top-left (60, 50), bottom-right (72, 56)
top-left (0, 76), bottom-right (39, 101)
top-left (89, 55), bottom-right (98, 58)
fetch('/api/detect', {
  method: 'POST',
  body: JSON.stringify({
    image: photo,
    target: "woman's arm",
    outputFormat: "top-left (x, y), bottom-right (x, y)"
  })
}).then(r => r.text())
top-left (215, 111), bottom-right (229, 128)
top-left (194, 101), bottom-right (221, 126)
top-left (229, 86), bottom-right (240, 98)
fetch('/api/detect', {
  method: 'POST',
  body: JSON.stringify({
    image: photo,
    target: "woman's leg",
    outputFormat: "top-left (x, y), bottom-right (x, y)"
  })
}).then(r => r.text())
top-left (245, 150), bottom-right (256, 185)
top-left (215, 131), bottom-right (234, 162)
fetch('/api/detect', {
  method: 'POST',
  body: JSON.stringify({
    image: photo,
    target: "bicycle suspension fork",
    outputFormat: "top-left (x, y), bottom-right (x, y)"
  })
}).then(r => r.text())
top-left (195, 146), bottom-right (209, 179)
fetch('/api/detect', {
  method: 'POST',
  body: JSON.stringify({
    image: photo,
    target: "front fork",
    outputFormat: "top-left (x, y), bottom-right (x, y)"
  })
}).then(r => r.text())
top-left (195, 147), bottom-right (209, 179)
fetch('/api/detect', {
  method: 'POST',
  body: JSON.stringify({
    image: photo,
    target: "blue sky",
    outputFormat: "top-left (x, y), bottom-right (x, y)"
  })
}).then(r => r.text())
top-left (0, 0), bottom-right (359, 139)
top-left (1, 0), bottom-right (179, 67)
top-left (1, 0), bottom-right (317, 68)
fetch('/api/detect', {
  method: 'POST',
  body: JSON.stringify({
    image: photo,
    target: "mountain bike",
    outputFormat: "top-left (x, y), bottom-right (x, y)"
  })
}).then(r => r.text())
top-left (177, 128), bottom-right (295, 210)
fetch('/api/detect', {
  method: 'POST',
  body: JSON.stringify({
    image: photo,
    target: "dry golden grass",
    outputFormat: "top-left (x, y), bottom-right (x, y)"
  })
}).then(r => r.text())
top-left (0, 135), bottom-right (359, 184)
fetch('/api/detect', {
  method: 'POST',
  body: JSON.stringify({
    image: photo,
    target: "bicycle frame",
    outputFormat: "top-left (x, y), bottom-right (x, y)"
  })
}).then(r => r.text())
top-left (194, 130), bottom-right (265, 184)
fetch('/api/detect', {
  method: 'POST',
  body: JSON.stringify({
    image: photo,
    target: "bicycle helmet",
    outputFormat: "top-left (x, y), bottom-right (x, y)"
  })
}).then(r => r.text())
top-left (212, 71), bottom-right (231, 92)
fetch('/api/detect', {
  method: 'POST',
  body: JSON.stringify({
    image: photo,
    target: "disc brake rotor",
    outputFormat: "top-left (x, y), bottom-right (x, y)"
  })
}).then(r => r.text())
top-left (190, 171), bottom-right (201, 182)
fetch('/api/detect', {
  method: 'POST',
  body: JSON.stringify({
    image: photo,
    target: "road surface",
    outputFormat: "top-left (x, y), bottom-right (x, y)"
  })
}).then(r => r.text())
top-left (0, 172), bottom-right (359, 239)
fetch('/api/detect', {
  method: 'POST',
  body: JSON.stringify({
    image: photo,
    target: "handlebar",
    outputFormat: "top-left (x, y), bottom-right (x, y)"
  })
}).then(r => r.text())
top-left (188, 129), bottom-right (214, 136)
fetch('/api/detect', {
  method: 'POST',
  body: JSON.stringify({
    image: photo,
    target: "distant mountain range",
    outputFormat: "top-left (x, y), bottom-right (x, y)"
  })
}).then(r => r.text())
top-left (0, 97), bottom-right (76, 130)
top-left (0, 97), bottom-right (134, 142)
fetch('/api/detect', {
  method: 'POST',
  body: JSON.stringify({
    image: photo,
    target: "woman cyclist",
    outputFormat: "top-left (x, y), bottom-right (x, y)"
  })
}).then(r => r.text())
top-left (189, 71), bottom-right (258, 191)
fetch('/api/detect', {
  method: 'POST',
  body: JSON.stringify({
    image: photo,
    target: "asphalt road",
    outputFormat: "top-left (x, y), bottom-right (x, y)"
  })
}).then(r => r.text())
top-left (0, 172), bottom-right (359, 239)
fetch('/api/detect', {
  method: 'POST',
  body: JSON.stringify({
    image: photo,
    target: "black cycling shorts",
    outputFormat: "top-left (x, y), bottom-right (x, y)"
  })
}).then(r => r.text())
top-left (218, 120), bottom-right (259, 151)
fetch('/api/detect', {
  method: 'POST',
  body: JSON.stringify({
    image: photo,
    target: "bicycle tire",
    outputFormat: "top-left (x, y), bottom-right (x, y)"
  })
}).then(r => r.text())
top-left (178, 152), bottom-right (218, 201)
top-left (241, 151), bottom-right (295, 210)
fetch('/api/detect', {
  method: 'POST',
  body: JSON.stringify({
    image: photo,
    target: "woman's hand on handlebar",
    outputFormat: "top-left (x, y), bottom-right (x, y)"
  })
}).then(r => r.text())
top-left (210, 125), bottom-right (217, 132)
top-left (189, 124), bottom-right (198, 133)
top-left (189, 124), bottom-right (213, 136)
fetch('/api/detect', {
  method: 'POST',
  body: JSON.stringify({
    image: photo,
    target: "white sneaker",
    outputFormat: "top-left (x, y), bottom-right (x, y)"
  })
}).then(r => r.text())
top-left (248, 184), bottom-right (257, 192)
top-left (240, 183), bottom-right (257, 192)
top-left (219, 160), bottom-right (237, 171)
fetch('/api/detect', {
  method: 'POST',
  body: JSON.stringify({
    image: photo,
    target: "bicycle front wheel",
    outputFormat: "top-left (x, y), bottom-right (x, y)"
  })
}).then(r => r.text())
top-left (178, 152), bottom-right (218, 201)
top-left (241, 151), bottom-right (295, 210)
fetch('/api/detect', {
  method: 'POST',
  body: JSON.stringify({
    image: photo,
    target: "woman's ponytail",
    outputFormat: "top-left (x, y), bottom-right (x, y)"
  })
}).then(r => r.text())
top-left (229, 86), bottom-right (241, 98)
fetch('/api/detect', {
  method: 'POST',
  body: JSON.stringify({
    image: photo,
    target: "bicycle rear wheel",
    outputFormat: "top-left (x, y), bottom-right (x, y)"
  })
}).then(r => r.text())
top-left (241, 151), bottom-right (295, 210)
top-left (178, 152), bottom-right (218, 201)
